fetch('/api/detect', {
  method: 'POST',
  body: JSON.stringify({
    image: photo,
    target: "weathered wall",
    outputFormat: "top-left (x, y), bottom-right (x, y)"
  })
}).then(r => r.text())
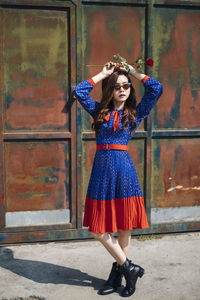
top-left (0, 0), bottom-right (199, 244)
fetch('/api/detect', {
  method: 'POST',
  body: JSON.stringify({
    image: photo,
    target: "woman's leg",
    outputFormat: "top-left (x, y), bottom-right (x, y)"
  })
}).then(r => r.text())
top-left (117, 229), bottom-right (131, 257)
top-left (91, 232), bottom-right (126, 266)
top-left (117, 230), bottom-right (144, 297)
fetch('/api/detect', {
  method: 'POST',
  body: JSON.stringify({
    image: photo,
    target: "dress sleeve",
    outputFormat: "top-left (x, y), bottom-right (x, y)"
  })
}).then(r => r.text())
top-left (136, 76), bottom-right (163, 122)
top-left (72, 79), bottom-right (100, 118)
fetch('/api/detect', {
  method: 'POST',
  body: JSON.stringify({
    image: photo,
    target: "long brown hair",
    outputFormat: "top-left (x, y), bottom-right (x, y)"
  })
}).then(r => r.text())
top-left (92, 70), bottom-right (137, 134)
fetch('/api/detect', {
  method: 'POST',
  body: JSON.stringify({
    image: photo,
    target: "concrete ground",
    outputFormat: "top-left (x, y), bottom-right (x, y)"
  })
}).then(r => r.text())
top-left (0, 232), bottom-right (199, 300)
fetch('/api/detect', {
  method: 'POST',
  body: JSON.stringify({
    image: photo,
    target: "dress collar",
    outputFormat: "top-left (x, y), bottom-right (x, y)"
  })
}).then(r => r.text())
top-left (111, 106), bottom-right (124, 112)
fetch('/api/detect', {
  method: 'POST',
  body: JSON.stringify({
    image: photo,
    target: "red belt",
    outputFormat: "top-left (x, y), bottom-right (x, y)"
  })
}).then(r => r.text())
top-left (96, 144), bottom-right (128, 151)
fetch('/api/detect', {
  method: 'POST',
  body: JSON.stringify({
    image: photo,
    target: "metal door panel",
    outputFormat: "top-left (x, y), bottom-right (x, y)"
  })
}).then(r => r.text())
top-left (1, 1), bottom-right (200, 244)
top-left (153, 8), bottom-right (200, 129)
top-left (150, 5), bottom-right (200, 230)
top-left (81, 4), bottom-right (146, 132)
top-left (0, 2), bottom-right (77, 239)
top-left (151, 138), bottom-right (200, 209)
top-left (4, 8), bottom-right (69, 131)
top-left (5, 141), bottom-right (70, 212)
top-left (151, 137), bottom-right (200, 225)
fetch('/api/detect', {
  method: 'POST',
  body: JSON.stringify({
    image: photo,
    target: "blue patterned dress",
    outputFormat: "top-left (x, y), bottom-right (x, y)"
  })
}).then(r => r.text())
top-left (73, 76), bottom-right (163, 233)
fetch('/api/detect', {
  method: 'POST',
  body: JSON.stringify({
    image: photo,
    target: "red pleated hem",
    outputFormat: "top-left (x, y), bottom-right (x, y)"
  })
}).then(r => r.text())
top-left (83, 196), bottom-right (149, 233)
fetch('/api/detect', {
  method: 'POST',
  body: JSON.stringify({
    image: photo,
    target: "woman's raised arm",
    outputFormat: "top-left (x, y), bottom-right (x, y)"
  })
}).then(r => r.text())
top-left (73, 62), bottom-right (116, 118)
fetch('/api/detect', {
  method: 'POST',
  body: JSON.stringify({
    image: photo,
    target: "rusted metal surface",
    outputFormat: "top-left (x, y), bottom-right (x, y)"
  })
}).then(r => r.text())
top-left (5, 141), bottom-right (70, 212)
top-left (0, 8), bottom-right (6, 228)
top-left (82, 140), bottom-right (96, 206)
top-left (0, 220), bottom-right (200, 244)
top-left (154, 0), bottom-right (200, 6)
top-left (3, 8), bottom-right (69, 131)
top-left (76, 4), bottom-right (147, 230)
top-left (69, 5), bottom-right (77, 230)
top-left (0, 0), bottom-right (76, 7)
top-left (152, 138), bottom-right (200, 208)
top-left (0, 1), bottom-right (77, 242)
top-left (150, 5), bottom-right (200, 227)
top-left (3, 132), bottom-right (72, 140)
top-left (81, 4), bottom-right (146, 131)
top-left (128, 139), bottom-right (145, 193)
top-left (153, 7), bottom-right (200, 129)
top-left (0, 0), bottom-right (200, 244)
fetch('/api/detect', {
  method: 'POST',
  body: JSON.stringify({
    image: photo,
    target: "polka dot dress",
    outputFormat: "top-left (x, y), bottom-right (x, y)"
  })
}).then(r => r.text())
top-left (73, 77), bottom-right (163, 233)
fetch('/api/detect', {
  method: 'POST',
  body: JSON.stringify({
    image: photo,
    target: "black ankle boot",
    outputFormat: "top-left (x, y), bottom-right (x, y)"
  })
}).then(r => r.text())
top-left (98, 262), bottom-right (122, 295)
top-left (119, 258), bottom-right (144, 297)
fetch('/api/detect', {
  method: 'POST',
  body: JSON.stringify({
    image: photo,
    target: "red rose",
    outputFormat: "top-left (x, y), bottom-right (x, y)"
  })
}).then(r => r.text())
top-left (145, 58), bottom-right (154, 67)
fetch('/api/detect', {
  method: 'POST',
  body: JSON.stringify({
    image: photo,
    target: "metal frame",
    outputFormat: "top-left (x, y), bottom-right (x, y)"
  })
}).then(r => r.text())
top-left (0, 0), bottom-right (78, 243)
top-left (76, 0), bottom-right (200, 240)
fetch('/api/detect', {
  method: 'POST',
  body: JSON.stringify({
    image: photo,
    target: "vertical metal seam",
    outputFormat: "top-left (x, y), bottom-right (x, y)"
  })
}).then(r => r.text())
top-left (145, 0), bottom-right (154, 227)
top-left (69, 6), bottom-right (77, 229)
top-left (76, 3), bottom-right (84, 229)
top-left (0, 7), bottom-right (6, 228)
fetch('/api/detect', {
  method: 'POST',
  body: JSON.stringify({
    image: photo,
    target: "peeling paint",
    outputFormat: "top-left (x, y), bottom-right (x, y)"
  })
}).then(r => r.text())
top-left (168, 185), bottom-right (200, 192)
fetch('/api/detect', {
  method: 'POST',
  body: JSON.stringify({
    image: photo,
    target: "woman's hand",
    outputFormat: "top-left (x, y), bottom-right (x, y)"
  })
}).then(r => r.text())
top-left (116, 62), bottom-right (137, 75)
top-left (101, 62), bottom-right (116, 77)
top-left (91, 62), bottom-right (116, 85)
top-left (127, 64), bottom-right (137, 76)
top-left (120, 62), bottom-right (146, 81)
top-left (91, 60), bottom-right (146, 84)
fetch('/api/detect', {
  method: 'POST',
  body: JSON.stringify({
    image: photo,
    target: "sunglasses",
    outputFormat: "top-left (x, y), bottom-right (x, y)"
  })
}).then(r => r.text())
top-left (112, 82), bottom-right (132, 91)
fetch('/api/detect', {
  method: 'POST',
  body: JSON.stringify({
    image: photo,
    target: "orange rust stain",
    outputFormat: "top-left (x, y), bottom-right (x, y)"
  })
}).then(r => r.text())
top-left (88, 9), bottom-right (142, 67)
top-left (7, 183), bottom-right (66, 211)
top-left (180, 86), bottom-right (200, 128)
top-left (3, 231), bottom-right (47, 244)
top-left (12, 78), bottom-right (63, 101)
top-left (82, 7), bottom-right (144, 132)
top-left (5, 142), bottom-right (68, 212)
top-left (6, 78), bottom-right (67, 129)
top-left (128, 141), bottom-right (140, 165)
top-left (84, 141), bottom-right (96, 171)
top-left (158, 13), bottom-right (200, 128)
top-left (155, 139), bottom-right (200, 208)
top-left (85, 8), bottom-right (143, 103)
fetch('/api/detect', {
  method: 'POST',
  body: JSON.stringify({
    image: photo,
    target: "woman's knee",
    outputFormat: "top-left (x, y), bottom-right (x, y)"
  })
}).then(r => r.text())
top-left (90, 232), bottom-right (110, 241)
top-left (118, 229), bottom-right (131, 237)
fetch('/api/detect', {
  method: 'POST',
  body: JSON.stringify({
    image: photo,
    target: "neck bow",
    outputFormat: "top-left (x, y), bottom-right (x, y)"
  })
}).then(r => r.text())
top-left (104, 109), bottom-right (120, 131)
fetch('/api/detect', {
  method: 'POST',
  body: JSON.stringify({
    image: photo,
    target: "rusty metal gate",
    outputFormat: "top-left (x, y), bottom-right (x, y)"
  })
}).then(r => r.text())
top-left (0, 0), bottom-right (199, 244)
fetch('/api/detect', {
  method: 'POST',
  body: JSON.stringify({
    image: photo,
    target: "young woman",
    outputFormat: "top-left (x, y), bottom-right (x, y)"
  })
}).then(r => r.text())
top-left (73, 61), bottom-right (163, 297)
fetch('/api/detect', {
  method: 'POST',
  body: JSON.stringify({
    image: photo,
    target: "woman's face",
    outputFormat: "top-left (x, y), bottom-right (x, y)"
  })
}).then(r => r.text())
top-left (112, 74), bottom-right (131, 104)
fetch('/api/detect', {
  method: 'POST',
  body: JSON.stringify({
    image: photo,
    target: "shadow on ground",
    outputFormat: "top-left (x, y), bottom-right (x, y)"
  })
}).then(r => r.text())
top-left (0, 247), bottom-right (104, 290)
